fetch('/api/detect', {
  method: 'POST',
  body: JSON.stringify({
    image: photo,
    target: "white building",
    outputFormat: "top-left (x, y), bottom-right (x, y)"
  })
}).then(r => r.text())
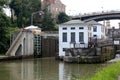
top-left (58, 20), bottom-right (106, 57)
top-left (87, 21), bottom-right (106, 39)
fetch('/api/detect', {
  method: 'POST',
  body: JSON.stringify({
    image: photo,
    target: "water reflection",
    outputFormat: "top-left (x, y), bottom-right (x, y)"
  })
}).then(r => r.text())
top-left (0, 58), bottom-right (106, 80)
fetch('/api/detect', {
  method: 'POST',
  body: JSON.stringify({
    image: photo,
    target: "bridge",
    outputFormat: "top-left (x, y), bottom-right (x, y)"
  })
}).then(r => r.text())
top-left (72, 10), bottom-right (120, 22)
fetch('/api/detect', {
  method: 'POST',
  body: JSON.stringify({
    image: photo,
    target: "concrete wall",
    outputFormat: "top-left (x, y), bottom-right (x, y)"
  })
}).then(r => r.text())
top-left (23, 31), bottom-right (34, 56)
top-left (6, 31), bottom-right (34, 56)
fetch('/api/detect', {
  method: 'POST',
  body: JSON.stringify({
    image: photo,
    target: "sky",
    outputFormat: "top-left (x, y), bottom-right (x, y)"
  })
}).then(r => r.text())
top-left (61, 0), bottom-right (120, 28)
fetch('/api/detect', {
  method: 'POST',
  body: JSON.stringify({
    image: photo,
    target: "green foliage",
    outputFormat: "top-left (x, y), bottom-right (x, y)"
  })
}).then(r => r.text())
top-left (29, 0), bottom-right (41, 12)
top-left (0, 0), bottom-right (11, 53)
top-left (41, 10), bottom-right (57, 31)
top-left (0, 0), bottom-right (8, 7)
top-left (88, 62), bottom-right (120, 80)
top-left (9, 0), bottom-right (41, 28)
top-left (9, 0), bottom-right (58, 31)
top-left (77, 62), bottom-right (120, 80)
top-left (6, 27), bottom-right (19, 39)
top-left (72, 74), bottom-right (82, 80)
top-left (57, 12), bottom-right (70, 24)
top-left (0, 0), bottom-right (19, 54)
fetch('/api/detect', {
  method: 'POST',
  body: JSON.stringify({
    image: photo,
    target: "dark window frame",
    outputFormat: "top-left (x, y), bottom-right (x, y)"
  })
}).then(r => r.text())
top-left (93, 35), bottom-right (97, 37)
top-left (71, 32), bottom-right (75, 43)
top-left (79, 32), bottom-right (84, 42)
top-left (71, 27), bottom-right (75, 30)
top-left (62, 27), bottom-right (67, 30)
top-left (79, 27), bottom-right (84, 29)
top-left (62, 33), bottom-right (67, 42)
top-left (93, 26), bottom-right (97, 32)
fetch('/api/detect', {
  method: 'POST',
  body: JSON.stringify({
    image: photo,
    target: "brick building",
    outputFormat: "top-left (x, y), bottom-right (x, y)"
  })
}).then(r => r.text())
top-left (41, 0), bottom-right (66, 18)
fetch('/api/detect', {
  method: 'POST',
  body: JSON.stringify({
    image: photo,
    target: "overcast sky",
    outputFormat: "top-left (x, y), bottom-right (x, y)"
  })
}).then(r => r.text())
top-left (61, 0), bottom-right (120, 15)
top-left (61, 0), bottom-right (120, 28)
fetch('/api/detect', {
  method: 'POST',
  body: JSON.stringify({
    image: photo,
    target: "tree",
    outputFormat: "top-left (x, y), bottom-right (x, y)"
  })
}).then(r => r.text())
top-left (0, 0), bottom-right (11, 53)
top-left (0, 0), bottom-right (8, 6)
top-left (9, 0), bottom-right (41, 28)
top-left (0, 14), bottom-right (11, 53)
top-left (9, 0), bottom-right (58, 31)
top-left (57, 12), bottom-right (70, 24)
top-left (41, 9), bottom-right (57, 31)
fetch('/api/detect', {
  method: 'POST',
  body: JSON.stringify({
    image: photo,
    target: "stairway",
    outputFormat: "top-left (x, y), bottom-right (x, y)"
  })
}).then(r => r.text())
top-left (6, 31), bottom-right (25, 56)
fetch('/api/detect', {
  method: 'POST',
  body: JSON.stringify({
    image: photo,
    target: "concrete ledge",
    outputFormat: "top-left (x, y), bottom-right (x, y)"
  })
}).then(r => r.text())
top-left (0, 55), bottom-right (34, 62)
top-left (63, 56), bottom-right (103, 64)
top-left (55, 56), bottom-right (63, 61)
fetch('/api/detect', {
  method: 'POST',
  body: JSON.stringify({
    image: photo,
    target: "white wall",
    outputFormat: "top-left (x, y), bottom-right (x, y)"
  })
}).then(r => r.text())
top-left (92, 24), bottom-right (106, 39)
top-left (59, 23), bottom-right (106, 57)
top-left (59, 24), bottom-right (89, 56)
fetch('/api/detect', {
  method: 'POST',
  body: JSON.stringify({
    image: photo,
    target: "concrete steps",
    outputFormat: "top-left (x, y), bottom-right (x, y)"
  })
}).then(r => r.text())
top-left (6, 31), bottom-right (25, 56)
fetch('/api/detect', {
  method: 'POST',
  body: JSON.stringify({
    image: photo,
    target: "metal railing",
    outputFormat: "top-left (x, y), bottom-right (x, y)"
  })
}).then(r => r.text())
top-left (72, 9), bottom-right (120, 18)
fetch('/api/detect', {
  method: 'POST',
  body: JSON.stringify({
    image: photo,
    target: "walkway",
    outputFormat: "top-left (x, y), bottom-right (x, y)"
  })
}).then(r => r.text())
top-left (118, 76), bottom-right (120, 80)
top-left (108, 54), bottom-right (120, 62)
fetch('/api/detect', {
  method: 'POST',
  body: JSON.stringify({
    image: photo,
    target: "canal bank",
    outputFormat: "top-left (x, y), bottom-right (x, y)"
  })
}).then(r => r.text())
top-left (86, 61), bottom-right (120, 80)
top-left (0, 55), bottom-right (34, 62)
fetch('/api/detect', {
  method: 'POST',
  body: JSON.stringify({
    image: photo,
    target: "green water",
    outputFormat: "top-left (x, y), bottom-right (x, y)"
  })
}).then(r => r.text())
top-left (0, 58), bottom-right (107, 80)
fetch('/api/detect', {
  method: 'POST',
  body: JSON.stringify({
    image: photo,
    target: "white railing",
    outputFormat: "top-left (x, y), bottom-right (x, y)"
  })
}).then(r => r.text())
top-left (70, 43), bottom-right (88, 48)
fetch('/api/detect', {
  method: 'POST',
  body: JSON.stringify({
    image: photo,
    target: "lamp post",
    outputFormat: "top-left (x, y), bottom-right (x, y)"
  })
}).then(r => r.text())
top-left (31, 11), bottom-right (44, 25)
top-left (112, 26), bottom-right (116, 55)
top-left (112, 27), bottom-right (115, 45)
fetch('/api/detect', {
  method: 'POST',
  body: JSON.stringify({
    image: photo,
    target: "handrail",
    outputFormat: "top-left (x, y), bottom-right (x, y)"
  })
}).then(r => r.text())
top-left (72, 10), bottom-right (120, 18)
top-left (6, 31), bottom-right (24, 56)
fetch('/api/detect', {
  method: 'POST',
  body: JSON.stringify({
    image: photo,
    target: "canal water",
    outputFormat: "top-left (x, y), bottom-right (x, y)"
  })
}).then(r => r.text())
top-left (0, 58), bottom-right (108, 80)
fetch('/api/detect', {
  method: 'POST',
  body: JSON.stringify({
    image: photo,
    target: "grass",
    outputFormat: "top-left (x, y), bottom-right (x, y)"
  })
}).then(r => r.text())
top-left (0, 53), bottom-right (5, 56)
top-left (78, 62), bottom-right (120, 80)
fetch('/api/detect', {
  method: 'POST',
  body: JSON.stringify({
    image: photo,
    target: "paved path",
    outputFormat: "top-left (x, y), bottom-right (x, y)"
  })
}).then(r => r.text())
top-left (108, 58), bottom-right (120, 63)
top-left (0, 56), bottom-right (7, 57)
top-left (108, 54), bottom-right (120, 63)
top-left (118, 76), bottom-right (120, 80)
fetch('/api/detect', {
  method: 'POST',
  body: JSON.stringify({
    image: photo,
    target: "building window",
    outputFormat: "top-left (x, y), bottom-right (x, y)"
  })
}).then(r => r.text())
top-left (93, 35), bottom-right (97, 37)
top-left (93, 26), bottom-right (97, 32)
top-left (62, 33), bottom-right (67, 42)
top-left (62, 27), bottom-right (67, 30)
top-left (63, 48), bottom-right (65, 51)
top-left (79, 32), bottom-right (84, 42)
top-left (71, 32), bottom-right (75, 43)
top-left (79, 27), bottom-right (84, 29)
top-left (71, 27), bottom-right (75, 30)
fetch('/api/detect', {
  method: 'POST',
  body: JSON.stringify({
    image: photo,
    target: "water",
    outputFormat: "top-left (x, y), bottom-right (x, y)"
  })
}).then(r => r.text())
top-left (0, 58), bottom-right (107, 80)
